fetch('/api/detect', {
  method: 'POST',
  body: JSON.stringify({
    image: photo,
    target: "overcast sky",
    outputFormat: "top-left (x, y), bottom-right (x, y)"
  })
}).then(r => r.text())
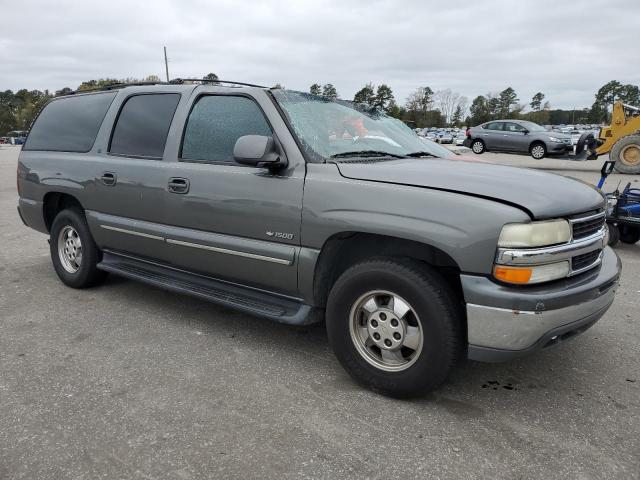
top-left (1, 0), bottom-right (638, 109)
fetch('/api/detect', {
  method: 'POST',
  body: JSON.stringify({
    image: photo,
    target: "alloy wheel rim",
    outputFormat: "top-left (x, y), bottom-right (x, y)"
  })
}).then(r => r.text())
top-left (349, 290), bottom-right (423, 372)
top-left (621, 144), bottom-right (640, 166)
top-left (472, 141), bottom-right (483, 153)
top-left (532, 145), bottom-right (545, 158)
top-left (58, 226), bottom-right (83, 273)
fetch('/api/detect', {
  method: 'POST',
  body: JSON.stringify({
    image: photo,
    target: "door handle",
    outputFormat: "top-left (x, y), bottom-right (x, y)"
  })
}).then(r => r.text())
top-left (100, 172), bottom-right (117, 186)
top-left (168, 177), bottom-right (190, 194)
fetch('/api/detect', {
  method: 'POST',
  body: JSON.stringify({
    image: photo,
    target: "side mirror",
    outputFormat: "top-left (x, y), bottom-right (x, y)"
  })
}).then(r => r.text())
top-left (523, 129), bottom-right (529, 135)
top-left (233, 135), bottom-right (287, 169)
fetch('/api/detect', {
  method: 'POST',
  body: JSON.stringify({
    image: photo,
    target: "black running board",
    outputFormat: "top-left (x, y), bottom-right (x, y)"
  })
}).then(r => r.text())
top-left (98, 251), bottom-right (315, 325)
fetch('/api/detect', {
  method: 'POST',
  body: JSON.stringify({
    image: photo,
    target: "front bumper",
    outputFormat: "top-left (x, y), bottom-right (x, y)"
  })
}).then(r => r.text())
top-left (463, 247), bottom-right (621, 362)
top-left (549, 142), bottom-right (572, 153)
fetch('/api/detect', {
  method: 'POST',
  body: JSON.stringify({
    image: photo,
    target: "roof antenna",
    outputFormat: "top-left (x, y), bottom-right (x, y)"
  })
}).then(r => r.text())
top-left (164, 46), bottom-right (170, 82)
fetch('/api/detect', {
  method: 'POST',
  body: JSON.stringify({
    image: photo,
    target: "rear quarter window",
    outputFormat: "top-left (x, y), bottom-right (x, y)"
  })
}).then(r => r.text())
top-left (23, 92), bottom-right (117, 152)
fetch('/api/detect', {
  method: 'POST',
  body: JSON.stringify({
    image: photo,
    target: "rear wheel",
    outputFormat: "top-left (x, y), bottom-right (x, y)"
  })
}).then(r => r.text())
top-left (611, 135), bottom-right (640, 174)
top-left (620, 226), bottom-right (640, 244)
top-left (530, 142), bottom-right (546, 160)
top-left (471, 139), bottom-right (485, 154)
top-left (326, 258), bottom-right (463, 398)
top-left (50, 208), bottom-right (107, 288)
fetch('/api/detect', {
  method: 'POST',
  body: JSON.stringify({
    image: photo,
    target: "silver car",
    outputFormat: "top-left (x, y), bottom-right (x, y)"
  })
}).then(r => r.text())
top-left (466, 120), bottom-right (573, 159)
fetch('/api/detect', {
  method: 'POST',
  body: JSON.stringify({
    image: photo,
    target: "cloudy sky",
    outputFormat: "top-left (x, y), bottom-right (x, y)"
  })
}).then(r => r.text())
top-left (1, 0), bottom-right (638, 109)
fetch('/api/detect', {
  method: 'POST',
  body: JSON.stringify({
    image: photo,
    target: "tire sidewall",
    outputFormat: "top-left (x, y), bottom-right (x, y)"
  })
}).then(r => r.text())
top-left (50, 209), bottom-right (102, 288)
top-left (611, 135), bottom-right (640, 174)
top-left (326, 260), bottom-right (459, 397)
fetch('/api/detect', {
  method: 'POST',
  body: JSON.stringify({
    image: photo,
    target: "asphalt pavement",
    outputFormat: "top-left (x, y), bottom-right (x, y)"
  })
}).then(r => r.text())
top-left (1, 145), bottom-right (638, 479)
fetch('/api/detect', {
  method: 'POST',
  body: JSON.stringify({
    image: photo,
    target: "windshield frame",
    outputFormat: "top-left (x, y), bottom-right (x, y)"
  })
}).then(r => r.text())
top-left (269, 89), bottom-right (446, 164)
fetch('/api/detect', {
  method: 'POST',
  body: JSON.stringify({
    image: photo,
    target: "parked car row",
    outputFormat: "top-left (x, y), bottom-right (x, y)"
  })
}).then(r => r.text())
top-left (415, 127), bottom-right (468, 145)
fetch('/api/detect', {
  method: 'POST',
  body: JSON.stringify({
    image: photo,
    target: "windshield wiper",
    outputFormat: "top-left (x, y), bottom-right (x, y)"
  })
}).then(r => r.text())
top-left (404, 151), bottom-right (437, 158)
top-left (330, 150), bottom-right (405, 159)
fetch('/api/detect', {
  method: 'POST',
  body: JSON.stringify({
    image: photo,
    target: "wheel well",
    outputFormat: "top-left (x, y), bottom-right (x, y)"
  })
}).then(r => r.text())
top-left (529, 140), bottom-right (545, 151)
top-left (313, 232), bottom-right (463, 308)
top-left (43, 192), bottom-right (84, 232)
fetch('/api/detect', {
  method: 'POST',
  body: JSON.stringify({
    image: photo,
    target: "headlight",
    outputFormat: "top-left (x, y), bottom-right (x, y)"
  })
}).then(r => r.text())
top-left (548, 136), bottom-right (564, 143)
top-left (498, 219), bottom-right (571, 248)
top-left (494, 261), bottom-right (570, 285)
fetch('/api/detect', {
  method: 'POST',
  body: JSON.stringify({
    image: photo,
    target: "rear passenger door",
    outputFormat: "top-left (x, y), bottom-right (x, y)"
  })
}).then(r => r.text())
top-left (481, 122), bottom-right (505, 149)
top-left (86, 90), bottom-right (182, 263)
top-left (163, 91), bottom-right (305, 296)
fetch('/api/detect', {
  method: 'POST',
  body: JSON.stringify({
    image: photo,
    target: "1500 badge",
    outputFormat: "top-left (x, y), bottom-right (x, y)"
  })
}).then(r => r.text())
top-left (266, 231), bottom-right (294, 240)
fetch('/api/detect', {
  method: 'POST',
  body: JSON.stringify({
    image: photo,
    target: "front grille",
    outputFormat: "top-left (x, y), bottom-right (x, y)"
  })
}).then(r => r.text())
top-left (572, 250), bottom-right (601, 272)
top-left (572, 213), bottom-right (605, 240)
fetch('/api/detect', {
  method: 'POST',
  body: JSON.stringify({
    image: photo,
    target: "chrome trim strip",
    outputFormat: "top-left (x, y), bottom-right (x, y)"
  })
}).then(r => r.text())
top-left (568, 211), bottom-right (605, 225)
top-left (166, 238), bottom-right (293, 266)
top-left (100, 225), bottom-right (164, 241)
top-left (496, 228), bottom-right (605, 266)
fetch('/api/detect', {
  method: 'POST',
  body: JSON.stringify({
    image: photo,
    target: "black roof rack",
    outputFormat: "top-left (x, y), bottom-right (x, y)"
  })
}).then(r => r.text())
top-left (169, 78), bottom-right (267, 88)
top-left (62, 78), bottom-right (267, 96)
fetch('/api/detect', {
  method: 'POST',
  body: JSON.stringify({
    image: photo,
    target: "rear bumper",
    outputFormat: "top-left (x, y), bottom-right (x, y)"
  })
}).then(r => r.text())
top-left (17, 197), bottom-right (48, 234)
top-left (462, 247), bottom-right (621, 361)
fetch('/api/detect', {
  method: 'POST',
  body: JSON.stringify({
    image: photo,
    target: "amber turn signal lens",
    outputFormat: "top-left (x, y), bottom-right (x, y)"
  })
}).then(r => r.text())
top-left (493, 266), bottom-right (533, 284)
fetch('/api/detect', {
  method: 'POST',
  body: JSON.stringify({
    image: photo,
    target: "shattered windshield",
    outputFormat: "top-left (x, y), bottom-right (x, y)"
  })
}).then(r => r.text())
top-left (272, 90), bottom-right (443, 161)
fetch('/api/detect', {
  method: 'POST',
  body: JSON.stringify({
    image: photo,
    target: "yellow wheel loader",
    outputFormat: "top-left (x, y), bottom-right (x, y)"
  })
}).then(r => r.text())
top-left (584, 101), bottom-right (640, 174)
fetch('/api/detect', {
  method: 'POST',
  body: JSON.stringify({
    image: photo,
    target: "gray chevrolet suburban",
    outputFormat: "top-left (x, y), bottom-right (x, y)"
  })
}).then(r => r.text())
top-left (17, 81), bottom-right (621, 397)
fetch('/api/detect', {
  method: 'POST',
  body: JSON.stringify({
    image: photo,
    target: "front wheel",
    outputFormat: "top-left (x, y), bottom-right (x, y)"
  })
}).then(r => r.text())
top-left (530, 142), bottom-right (547, 160)
top-left (50, 208), bottom-right (107, 288)
top-left (471, 139), bottom-right (485, 154)
top-left (326, 258), bottom-right (463, 398)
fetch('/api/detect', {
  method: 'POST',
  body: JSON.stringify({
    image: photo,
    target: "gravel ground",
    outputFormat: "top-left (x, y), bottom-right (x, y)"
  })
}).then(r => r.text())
top-left (1, 145), bottom-right (639, 479)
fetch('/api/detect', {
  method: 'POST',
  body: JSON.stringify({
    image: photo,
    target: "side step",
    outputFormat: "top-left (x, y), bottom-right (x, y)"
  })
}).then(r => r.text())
top-left (97, 251), bottom-right (315, 325)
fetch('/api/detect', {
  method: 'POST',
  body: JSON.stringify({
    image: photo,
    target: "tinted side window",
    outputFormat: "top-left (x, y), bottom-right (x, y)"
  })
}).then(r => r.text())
top-left (23, 92), bottom-right (116, 152)
top-left (110, 94), bottom-right (180, 158)
top-left (181, 96), bottom-right (271, 163)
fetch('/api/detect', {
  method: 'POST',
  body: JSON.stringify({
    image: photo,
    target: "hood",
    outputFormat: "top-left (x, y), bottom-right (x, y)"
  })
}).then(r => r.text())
top-left (333, 158), bottom-right (604, 219)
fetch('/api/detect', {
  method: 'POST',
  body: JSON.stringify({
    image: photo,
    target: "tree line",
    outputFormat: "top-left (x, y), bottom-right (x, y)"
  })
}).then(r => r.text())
top-left (305, 80), bottom-right (639, 129)
top-left (1, 74), bottom-right (637, 135)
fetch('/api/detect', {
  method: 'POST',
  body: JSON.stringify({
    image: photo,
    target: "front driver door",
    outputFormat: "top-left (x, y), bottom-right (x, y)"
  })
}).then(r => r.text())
top-left (162, 90), bottom-right (305, 296)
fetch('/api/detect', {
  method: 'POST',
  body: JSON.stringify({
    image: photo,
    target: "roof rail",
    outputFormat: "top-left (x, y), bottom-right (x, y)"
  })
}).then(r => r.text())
top-left (169, 78), bottom-right (267, 88)
top-left (63, 81), bottom-right (169, 96)
top-left (60, 78), bottom-right (268, 97)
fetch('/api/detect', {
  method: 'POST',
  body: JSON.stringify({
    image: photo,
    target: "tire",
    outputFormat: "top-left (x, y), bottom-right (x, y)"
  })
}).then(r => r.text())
top-left (471, 139), bottom-right (485, 154)
top-left (50, 208), bottom-right (107, 288)
top-left (530, 142), bottom-right (546, 160)
top-left (611, 134), bottom-right (640, 174)
top-left (326, 258), bottom-right (463, 398)
top-left (620, 226), bottom-right (640, 244)
top-left (607, 222), bottom-right (620, 246)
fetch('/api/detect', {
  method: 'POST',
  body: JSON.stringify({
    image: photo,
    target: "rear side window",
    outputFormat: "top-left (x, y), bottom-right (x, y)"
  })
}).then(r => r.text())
top-left (23, 92), bottom-right (116, 152)
top-left (181, 96), bottom-right (271, 163)
top-left (484, 122), bottom-right (504, 131)
top-left (109, 94), bottom-right (180, 158)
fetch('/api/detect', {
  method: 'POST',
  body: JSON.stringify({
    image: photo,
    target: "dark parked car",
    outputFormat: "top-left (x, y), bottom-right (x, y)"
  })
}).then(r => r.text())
top-left (465, 120), bottom-right (573, 159)
top-left (17, 82), bottom-right (620, 397)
